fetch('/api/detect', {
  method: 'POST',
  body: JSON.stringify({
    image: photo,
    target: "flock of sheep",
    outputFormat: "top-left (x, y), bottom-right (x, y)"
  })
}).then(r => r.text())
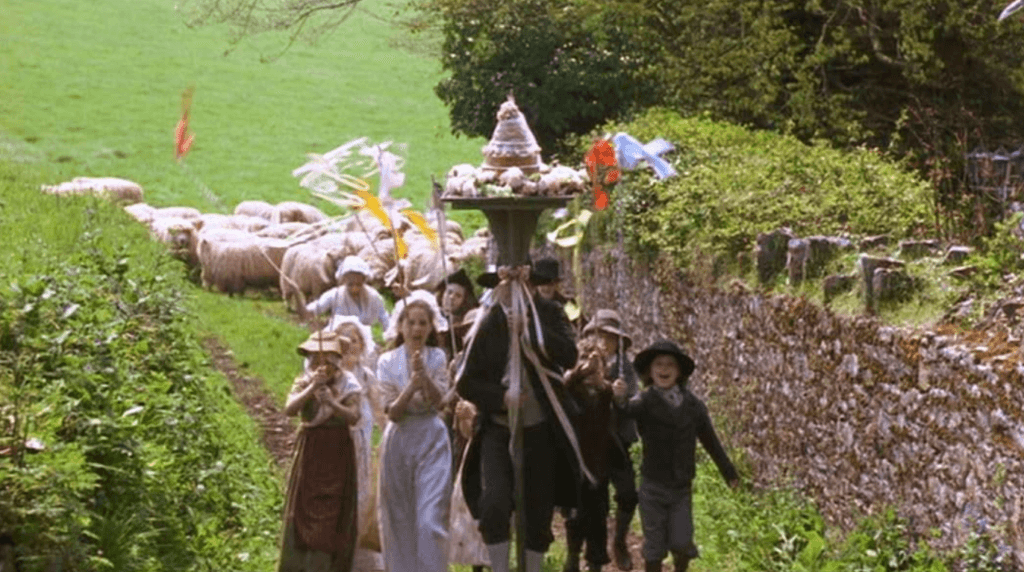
top-left (41, 176), bottom-right (489, 310)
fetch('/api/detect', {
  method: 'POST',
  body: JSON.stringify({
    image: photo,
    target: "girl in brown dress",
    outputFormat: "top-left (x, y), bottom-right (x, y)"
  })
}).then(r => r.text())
top-left (278, 331), bottom-right (364, 572)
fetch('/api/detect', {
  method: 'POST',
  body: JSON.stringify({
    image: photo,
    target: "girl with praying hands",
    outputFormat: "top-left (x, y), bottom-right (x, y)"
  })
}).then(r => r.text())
top-left (376, 290), bottom-right (453, 572)
top-left (278, 331), bottom-right (363, 572)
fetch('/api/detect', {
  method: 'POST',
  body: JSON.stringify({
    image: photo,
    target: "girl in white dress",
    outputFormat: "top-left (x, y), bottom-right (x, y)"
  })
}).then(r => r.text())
top-left (333, 316), bottom-right (385, 570)
top-left (376, 290), bottom-right (452, 572)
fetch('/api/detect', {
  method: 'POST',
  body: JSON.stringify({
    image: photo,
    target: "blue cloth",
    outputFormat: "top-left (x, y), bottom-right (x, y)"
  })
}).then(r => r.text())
top-left (612, 132), bottom-right (678, 180)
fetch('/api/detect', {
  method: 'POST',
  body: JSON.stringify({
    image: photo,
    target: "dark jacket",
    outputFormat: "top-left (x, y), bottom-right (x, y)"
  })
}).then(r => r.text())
top-left (619, 387), bottom-right (738, 488)
top-left (456, 296), bottom-right (580, 514)
top-left (456, 297), bottom-right (578, 416)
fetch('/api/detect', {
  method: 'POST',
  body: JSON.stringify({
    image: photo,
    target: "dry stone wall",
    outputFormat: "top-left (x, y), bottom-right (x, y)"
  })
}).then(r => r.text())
top-left (570, 246), bottom-right (1024, 566)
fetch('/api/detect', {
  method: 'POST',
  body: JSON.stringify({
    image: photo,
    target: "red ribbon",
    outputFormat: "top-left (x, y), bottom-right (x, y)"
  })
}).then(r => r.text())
top-left (585, 139), bottom-right (620, 211)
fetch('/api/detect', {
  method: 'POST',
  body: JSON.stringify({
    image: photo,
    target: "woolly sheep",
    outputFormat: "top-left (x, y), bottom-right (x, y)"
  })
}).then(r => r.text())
top-left (395, 240), bottom-right (447, 292)
top-left (197, 213), bottom-right (270, 233)
top-left (199, 233), bottom-right (290, 296)
top-left (149, 216), bottom-right (198, 266)
top-left (256, 222), bottom-right (314, 239)
top-left (153, 206), bottom-right (202, 220)
top-left (234, 200), bottom-right (276, 221)
top-left (123, 203), bottom-right (156, 224)
top-left (40, 177), bottom-right (144, 204)
top-left (456, 233), bottom-right (490, 265)
top-left (279, 241), bottom-right (338, 311)
top-left (273, 201), bottom-right (327, 225)
top-left (358, 240), bottom-right (397, 286)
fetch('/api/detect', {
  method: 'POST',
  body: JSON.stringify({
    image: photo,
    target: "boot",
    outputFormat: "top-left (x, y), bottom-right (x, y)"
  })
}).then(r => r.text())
top-left (644, 560), bottom-right (662, 572)
top-left (525, 550), bottom-right (545, 572)
top-left (671, 552), bottom-right (689, 572)
top-left (612, 511), bottom-right (633, 571)
top-left (563, 518), bottom-right (583, 572)
top-left (487, 542), bottom-right (510, 572)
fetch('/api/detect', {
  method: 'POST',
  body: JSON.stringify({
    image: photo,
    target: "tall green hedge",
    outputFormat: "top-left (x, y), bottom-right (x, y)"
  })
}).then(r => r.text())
top-left (592, 108), bottom-right (935, 274)
top-left (0, 163), bottom-right (282, 571)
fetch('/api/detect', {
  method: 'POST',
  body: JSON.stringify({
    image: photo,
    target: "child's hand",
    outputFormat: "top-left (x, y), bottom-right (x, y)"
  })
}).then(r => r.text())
top-left (612, 378), bottom-right (627, 399)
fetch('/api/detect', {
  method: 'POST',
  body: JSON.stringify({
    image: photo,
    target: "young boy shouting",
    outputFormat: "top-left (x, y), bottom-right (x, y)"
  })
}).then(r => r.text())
top-left (612, 339), bottom-right (740, 572)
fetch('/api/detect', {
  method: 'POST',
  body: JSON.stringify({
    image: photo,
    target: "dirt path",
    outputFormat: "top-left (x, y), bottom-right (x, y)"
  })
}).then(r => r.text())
top-left (204, 337), bottom-right (296, 467)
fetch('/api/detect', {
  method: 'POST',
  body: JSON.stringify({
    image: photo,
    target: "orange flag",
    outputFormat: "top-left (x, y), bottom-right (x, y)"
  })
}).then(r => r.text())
top-left (401, 209), bottom-right (440, 252)
top-left (175, 86), bottom-right (195, 161)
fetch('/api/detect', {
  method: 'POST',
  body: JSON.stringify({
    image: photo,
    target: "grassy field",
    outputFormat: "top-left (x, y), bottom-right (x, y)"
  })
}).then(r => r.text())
top-left (1, 0), bottom-right (486, 221)
top-left (1, 1), bottom-right (965, 570)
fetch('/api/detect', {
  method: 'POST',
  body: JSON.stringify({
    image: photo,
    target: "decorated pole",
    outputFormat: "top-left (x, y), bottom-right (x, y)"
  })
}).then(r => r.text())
top-left (443, 96), bottom-right (589, 572)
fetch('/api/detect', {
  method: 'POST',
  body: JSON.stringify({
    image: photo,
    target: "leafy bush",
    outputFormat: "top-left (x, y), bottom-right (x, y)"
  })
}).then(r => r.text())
top-left (584, 108), bottom-right (935, 276)
top-left (0, 163), bottom-right (282, 571)
top-left (689, 451), bottom-right (947, 572)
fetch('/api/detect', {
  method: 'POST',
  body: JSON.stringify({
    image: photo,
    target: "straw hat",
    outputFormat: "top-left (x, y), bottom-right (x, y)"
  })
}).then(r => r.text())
top-left (480, 95), bottom-right (543, 174)
top-left (296, 330), bottom-right (350, 357)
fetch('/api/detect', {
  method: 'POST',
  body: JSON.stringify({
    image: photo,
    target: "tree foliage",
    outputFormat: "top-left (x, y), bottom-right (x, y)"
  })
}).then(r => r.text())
top-left (420, 0), bottom-right (660, 156)
top-left (642, 0), bottom-right (1024, 202)
top-left (421, 0), bottom-right (1024, 205)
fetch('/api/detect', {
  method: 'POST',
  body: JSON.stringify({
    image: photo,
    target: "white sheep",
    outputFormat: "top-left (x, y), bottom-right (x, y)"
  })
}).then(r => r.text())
top-left (273, 201), bottom-right (327, 224)
top-left (279, 240), bottom-right (339, 311)
top-left (234, 200), bottom-right (276, 221)
top-left (256, 222), bottom-right (315, 239)
top-left (152, 206), bottom-right (202, 220)
top-left (40, 177), bottom-right (144, 204)
top-left (199, 233), bottom-right (291, 296)
top-left (149, 216), bottom-right (199, 266)
top-left (123, 203), bottom-right (156, 224)
top-left (389, 238), bottom-right (447, 292)
top-left (197, 213), bottom-right (270, 233)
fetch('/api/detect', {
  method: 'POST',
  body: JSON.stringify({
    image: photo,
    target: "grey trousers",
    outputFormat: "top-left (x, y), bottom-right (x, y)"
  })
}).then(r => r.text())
top-left (637, 480), bottom-right (699, 562)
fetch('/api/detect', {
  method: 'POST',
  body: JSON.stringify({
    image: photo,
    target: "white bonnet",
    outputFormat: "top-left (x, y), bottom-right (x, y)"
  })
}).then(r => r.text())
top-left (329, 315), bottom-right (376, 361)
top-left (384, 289), bottom-right (448, 343)
top-left (336, 255), bottom-right (372, 281)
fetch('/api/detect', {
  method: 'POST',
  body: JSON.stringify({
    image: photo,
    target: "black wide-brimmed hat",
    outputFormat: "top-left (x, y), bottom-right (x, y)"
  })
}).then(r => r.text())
top-left (477, 265), bottom-right (500, 289)
top-left (443, 268), bottom-right (476, 297)
top-left (529, 258), bottom-right (561, 285)
top-left (633, 339), bottom-right (695, 383)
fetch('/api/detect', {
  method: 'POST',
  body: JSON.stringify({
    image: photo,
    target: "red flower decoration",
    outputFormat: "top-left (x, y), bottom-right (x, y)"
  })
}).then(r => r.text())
top-left (585, 139), bottom-right (620, 211)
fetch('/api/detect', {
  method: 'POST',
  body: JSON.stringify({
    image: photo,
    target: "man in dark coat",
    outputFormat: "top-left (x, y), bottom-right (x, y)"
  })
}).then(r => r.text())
top-left (456, 266), bottom-right (581, 572)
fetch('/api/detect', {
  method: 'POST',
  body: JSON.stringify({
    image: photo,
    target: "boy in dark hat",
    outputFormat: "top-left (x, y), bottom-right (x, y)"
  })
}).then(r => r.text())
top-left (612, 340), bottom-right (739, 572)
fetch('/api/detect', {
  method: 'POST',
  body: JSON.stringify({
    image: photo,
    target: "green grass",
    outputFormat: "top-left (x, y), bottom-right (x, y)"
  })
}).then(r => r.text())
top-left (1, 0), bottom-right (486, 227)
top-left (190, 292), bottom-right (311, 403)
